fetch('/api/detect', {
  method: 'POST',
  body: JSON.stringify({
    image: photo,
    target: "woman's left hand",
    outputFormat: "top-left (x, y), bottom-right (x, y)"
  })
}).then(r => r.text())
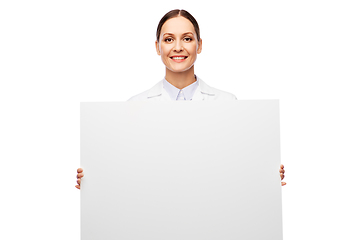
top-left (280, 164), bottom-right (286, 186)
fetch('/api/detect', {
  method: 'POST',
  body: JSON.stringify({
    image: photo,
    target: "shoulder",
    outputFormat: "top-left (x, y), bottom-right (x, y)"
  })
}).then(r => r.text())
top-left (127, 80), bottom-right (163, 101)
top-left (127, 90), bottom-right (149, 101)
top-left (197, 78), bottom-right (237, 100)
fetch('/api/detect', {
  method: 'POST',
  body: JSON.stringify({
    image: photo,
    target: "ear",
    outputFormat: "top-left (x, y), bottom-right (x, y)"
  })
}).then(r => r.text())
top-left (155, 41), bottom-right (161, 55)
top-left (197, 38), bottom-right (202, 54)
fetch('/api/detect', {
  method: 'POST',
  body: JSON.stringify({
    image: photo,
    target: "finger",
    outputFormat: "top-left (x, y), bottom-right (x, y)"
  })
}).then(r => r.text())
top-left (77, 173), bottom-right (84, 179)
top-left (280, 173), bottom-right (285, 180)
top-left (281, 182), bottom-right (286, 186)
top-left (280, 164), bottom-right (284, 169)
top-left (279, 168), bottom-right (285, 173)
top-left (77, 168), bottom-right (83, 173)
top-left (75, 185), bottom-right (80, 189)
top-left (77, 179), bottom-right (81, 185)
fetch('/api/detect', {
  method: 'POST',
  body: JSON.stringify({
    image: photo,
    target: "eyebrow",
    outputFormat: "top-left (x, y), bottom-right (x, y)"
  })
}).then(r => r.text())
top-left (162, 32), bottom-right (194, 37)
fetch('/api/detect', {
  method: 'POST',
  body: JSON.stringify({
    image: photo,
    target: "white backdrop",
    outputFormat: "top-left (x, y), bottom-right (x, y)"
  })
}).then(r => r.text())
top-left (0, 0), bottom-right (359, 239)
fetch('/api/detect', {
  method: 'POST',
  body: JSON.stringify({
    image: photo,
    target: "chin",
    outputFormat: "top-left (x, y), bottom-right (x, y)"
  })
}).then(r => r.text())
top-left (168, 65), bottom-right (194, 73)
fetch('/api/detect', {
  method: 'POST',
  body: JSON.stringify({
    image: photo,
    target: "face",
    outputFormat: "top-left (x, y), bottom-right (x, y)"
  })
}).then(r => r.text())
top-left (156, 16), bottom-right (202, 73)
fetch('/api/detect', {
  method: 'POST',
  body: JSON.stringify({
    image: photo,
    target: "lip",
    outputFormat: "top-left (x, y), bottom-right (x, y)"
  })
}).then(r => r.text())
top-left (170, 55), bottom-right (188, 63)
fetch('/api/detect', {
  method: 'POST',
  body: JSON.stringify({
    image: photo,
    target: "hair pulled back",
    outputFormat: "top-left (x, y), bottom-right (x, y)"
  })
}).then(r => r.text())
top-left (156, 9), bottom-right (200, 42)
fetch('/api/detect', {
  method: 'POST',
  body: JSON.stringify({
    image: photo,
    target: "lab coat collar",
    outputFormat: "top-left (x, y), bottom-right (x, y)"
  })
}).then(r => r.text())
top-left (192, 78), bottom-right (216, 100)
top-left (146, 76), bottom-right (215, 101)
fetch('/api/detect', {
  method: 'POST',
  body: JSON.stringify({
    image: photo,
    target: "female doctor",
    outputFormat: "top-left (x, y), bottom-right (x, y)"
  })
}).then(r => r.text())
top-left (76, 9), bottom-right (286, 188)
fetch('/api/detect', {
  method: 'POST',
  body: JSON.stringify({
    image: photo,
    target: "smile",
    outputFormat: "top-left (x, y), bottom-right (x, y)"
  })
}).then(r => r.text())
top-left (170, 56), bottom-right (188, 62)
top-left (171, 56), bottom-right (187, 60)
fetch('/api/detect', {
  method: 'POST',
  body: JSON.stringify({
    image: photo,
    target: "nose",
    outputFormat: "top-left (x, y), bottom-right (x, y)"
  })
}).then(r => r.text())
top-left (173, 40), bottom-right (183, 52)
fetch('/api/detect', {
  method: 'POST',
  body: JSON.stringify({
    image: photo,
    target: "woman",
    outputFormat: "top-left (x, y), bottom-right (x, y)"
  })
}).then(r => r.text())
top-left (76, 9), bottom-right (286, 188)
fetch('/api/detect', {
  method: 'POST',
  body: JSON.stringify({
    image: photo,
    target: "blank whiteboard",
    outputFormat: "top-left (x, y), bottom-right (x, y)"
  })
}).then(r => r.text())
top-left (80, 101), bottom-right (282, 240)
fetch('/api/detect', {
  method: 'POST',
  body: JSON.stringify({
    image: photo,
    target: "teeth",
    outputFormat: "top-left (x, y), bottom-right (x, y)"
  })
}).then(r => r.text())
top-left (172, 57), bottom-right (185, 60)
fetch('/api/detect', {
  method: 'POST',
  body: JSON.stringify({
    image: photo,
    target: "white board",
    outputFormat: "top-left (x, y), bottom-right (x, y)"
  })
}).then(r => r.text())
top-left (80, 101), bottom-right (282, 240)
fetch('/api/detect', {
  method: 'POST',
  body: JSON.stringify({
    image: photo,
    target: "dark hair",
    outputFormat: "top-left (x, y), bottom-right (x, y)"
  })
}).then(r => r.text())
top-left (156, 9), bottom-right (200, 42)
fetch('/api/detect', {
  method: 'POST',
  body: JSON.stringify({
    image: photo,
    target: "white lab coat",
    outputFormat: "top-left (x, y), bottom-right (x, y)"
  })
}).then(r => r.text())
top-left (128, 77), bottom-right (237, 101)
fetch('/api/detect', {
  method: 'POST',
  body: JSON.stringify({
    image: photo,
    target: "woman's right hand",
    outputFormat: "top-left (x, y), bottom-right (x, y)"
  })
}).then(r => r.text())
top-left (75, 168), bottom-right (84, 189)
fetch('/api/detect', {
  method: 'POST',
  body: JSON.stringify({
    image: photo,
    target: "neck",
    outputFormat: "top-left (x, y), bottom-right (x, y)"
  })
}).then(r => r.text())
top-left (165, 66), bottom-right (196, 89)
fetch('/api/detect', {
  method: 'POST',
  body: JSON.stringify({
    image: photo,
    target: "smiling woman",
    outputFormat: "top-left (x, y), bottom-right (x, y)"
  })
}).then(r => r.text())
top-left (128, 9), bottom-right (237, 101)
top-left (75, 9), bottom-right (286, 189)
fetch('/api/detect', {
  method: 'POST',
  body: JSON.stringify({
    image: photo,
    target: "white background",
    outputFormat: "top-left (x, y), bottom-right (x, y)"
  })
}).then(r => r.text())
top-left (0, 0), bottom-right (359, 239)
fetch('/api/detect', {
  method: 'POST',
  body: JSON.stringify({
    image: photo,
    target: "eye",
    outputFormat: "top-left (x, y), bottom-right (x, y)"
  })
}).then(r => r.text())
top-left (164, 38), bottom-right (173, 43)
top-left (184, 37), bottom-right (192, 42)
